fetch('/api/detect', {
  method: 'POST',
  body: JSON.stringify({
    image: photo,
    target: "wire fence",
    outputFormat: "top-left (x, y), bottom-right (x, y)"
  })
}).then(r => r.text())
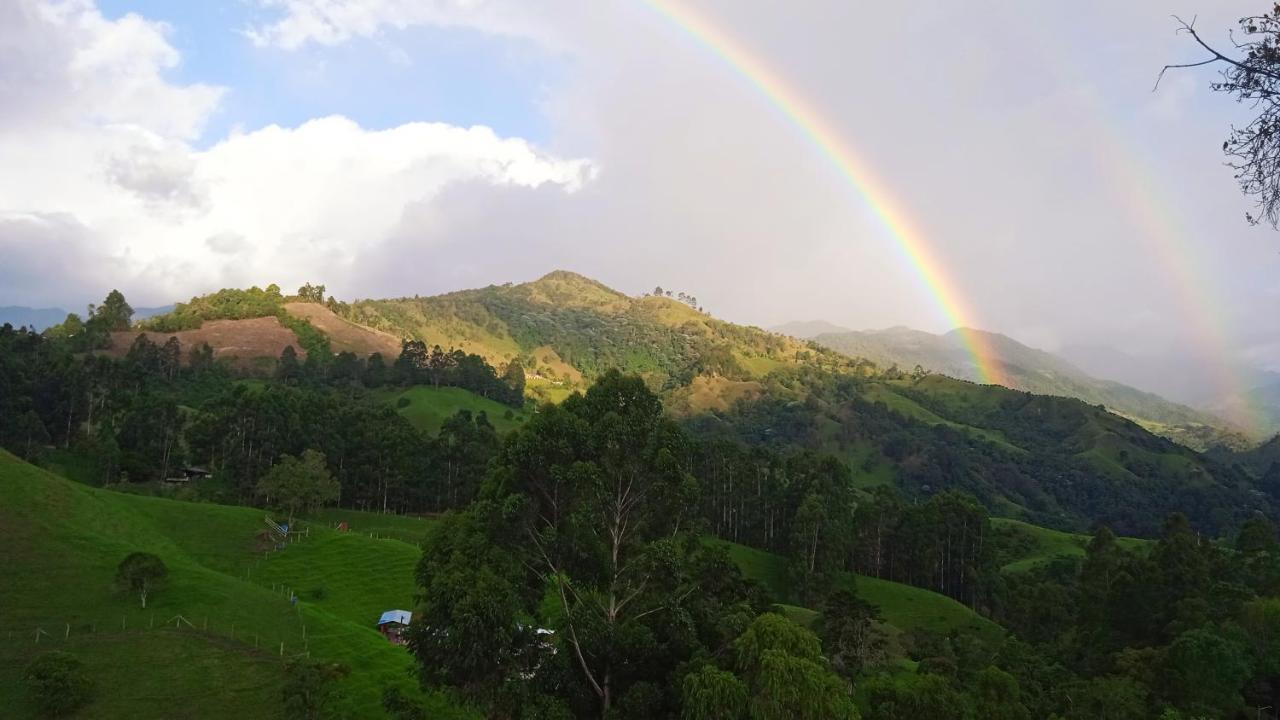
top-left (0, 605), bottom-right (311, 662)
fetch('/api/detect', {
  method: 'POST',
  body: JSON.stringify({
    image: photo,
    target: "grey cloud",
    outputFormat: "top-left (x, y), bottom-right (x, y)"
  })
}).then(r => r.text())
top-left (0, 212), bottom-right (127, 308)
top-left (106, 141), bottom-right (208, 212)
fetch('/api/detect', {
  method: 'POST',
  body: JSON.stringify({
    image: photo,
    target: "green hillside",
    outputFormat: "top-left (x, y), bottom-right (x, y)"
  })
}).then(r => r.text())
top-left (812, 326), bottom-right (1251, 450)
top-left (711, 540), bottom-right (1003, 644)
top-left (334, 270), bottom-right (859, 393)
top-left (693, 367), bottom-right (1263, 536)
top-left (0, 450), bottom-right (469, 719)
top-left (378, 385), bottom-right (525, 435)
top-left (992, 518), bottom-right (1149, 573)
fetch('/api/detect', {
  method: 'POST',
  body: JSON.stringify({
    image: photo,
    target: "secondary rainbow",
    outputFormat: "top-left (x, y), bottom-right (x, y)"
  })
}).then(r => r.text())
top-left (642, 0), bottom-right (1008, 386)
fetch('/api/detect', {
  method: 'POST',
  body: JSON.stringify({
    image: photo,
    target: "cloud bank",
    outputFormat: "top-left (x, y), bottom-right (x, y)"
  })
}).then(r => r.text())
top-left (0, 0), bottom-right (591, 308)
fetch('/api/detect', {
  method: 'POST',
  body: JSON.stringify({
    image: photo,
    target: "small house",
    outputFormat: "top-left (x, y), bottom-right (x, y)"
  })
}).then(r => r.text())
top-left (162, 466), bottom-right (211, 485)
top-left (378, 609), bottom-right (413, 645)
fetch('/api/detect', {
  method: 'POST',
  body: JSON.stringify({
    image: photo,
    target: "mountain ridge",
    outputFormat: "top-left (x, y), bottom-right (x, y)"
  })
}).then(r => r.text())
top-left (807, 325), bottom-right (1251, 450)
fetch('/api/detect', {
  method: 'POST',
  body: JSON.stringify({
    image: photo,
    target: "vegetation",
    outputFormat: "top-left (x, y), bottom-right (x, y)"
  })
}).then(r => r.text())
top-left (23, 651), bottom-right (94, 718)
top-left (381, 385), bottom-right (523, 435)
top-left (115, 552), bottom-right (168, 609)
top-left (258, 450), bottom-right (340, 526)
top-left (1164, 8), bottom-right (1280, 228)
top-left (0, 449), bottom-right (469, 719)
top-left (10, 281), bottom-right (1280, 718)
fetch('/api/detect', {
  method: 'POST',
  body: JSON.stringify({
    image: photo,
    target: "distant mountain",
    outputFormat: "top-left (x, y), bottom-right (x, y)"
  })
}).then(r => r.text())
top-left (771, 319), bottom-right (853, 339)
top-left (813, 327), bottom-right (1252, 450)
top-left (0, 306), bottom-right (68, 332)
top-left (133, 305), bottom-right (176, 321)
top-left (0, 304), bottom-right (173, 333)
top-left (1061, 344), bottom-right (1280, 435)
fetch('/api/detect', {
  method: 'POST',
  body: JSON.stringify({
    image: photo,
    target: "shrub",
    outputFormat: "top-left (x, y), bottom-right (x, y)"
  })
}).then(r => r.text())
top-left (24, 651), bottom-right (94, 717)
top-left (396, 397), bottom-right (412, 409)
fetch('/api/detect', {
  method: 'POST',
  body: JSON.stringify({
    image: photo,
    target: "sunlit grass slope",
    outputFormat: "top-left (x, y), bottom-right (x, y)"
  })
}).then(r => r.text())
top-left (377, 385), bottom-right (525, 435)
top-left (993, 518), bottom-right (1150, 573)
top-left (711, 540), bottom-right (1003, 644)
top-left (0, 450), bottom-right (471, 719)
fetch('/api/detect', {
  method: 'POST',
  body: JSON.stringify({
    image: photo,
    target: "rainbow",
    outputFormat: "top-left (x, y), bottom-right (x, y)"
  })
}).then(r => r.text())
top-left (1010, 17), bottom-right (1264, 436)
top-left (1092, 119), bottom-right (1263, 433)
top-left (642, 0), bottom-right (1009, 386)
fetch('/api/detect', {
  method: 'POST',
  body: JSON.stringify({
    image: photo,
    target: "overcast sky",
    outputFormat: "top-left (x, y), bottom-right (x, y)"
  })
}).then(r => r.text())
top-left (2, 0), bottom-right (1277, 373)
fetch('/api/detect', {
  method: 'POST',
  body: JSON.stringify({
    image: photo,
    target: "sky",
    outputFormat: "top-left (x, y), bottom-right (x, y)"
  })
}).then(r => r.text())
top-left (2, 0), bottom-right (1278, 379)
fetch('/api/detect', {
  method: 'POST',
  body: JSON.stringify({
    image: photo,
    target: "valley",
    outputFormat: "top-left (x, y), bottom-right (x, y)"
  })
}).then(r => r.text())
top-left (3, 275), bottom-right (1279, 719)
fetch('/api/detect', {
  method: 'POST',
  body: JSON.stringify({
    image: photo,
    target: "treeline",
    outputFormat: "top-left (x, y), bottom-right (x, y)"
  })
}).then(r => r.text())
top-left (0, 321), bottom-right (501, 513)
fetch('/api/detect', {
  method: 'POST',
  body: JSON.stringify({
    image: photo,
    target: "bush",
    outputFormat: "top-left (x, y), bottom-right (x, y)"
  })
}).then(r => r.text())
top-left (310, 585), bottom-right (329, 601)
top-left (24, 651), bottom-right (94, 717)
top-left (396, 397), bottom-right (411, 409)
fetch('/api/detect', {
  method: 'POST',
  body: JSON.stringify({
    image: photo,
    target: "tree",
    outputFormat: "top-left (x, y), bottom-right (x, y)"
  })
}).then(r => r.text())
top-left (681, 666), bottom-right (748, 720)
top-left (296, 283), bottom-right (326, 303)
top-left (23, 651), bottom-right (94, 717)
top-left (94, 289), bottom-right (133, 330)
top-left (973, 666), bottom-right (1030, 720)
top-left (819, 587), bottom-right (886, 679)
top-left (1161, 10), bottom-right (1280, 226)
top-left (734, 614), bottom-right (859, 720)
top-left (257, 450), bottom-right (339, 526)
top-left (115, 552), bottom-right (167, 608)
top-left (282, 658), bottom-right (349, 720)
top-left (502, 359), bottom-right (526, 405)
top-left (1164, 625), bottom-right (1251, 718)
top-left (861, 673), bottom-right (967, 720)
top-left (278, 345), bottom-right (301, 383)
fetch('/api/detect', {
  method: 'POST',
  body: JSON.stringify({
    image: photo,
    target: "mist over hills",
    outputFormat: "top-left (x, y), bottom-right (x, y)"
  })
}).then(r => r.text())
top-left (0, 306), bottom-right (67, 332)
top-left (774, 323), bottom-right (1254, 450)
top-left (0, 305), bottom-right (175, 332)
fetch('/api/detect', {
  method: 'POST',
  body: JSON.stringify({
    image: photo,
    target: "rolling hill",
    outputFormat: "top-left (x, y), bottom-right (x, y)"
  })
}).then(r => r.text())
top-left (0, 449), bottom-right (472, 719)
top-left (803, 325), bottom-right (1250, 450)
top-left (331, 270), bottom-right (854, 394)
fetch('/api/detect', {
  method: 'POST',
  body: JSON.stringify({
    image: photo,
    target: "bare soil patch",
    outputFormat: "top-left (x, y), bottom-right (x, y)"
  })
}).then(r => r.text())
top-left (108, 317), bottom-right (304, 370)
top-left (284, 302), bottom-right (402, 357)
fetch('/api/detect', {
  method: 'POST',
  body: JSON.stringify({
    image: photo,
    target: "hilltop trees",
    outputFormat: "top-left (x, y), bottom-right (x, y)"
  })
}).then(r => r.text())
top-left (296, 283), bottom-right (326, 303)
top-left (92, 290), bottom-right (133, 331)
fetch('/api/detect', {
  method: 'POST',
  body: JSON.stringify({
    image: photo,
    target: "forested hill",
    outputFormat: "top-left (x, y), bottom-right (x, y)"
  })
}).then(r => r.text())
top-left (331, 270), bottom-right (869, 400)
top-left (805, 325), bottom-right (1248, 451)
top-left (685, 369), bottom-right (1264, 537)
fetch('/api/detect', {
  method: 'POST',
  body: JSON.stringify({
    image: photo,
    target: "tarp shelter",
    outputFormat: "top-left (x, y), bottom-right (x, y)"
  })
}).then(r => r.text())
top-left (378, 610), bottom-right (413, 645)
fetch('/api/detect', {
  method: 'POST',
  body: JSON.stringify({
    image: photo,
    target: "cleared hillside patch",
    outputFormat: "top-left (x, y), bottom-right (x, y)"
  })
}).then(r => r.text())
top-left (107, 316), bottom-right (303, 369)
top-left (378, 385), bottom-right (524, 435)
top-left (284, 302), bottom-right (402, 357)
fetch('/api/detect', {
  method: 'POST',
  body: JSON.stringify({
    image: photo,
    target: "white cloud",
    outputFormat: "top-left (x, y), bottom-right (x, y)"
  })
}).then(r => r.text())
top-left (243, 0), bottom-right (556, 51)
top-left (0, 0), bottom-right (592, 307)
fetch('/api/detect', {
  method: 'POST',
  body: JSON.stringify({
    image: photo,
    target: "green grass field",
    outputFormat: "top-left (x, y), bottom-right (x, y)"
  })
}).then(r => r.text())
top-left (992, 518), bottom-right (1149, 573)
top-left (377, 385), bottom-right (525, 435)
top-left (711, 540), bottom-right (1003, 644)
top-left (0, 450), bottom-right (471, 719)
top-left (862, 383), bottom-right (1020, 451)
top-left (309, 507), bottom-right (438, 544)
